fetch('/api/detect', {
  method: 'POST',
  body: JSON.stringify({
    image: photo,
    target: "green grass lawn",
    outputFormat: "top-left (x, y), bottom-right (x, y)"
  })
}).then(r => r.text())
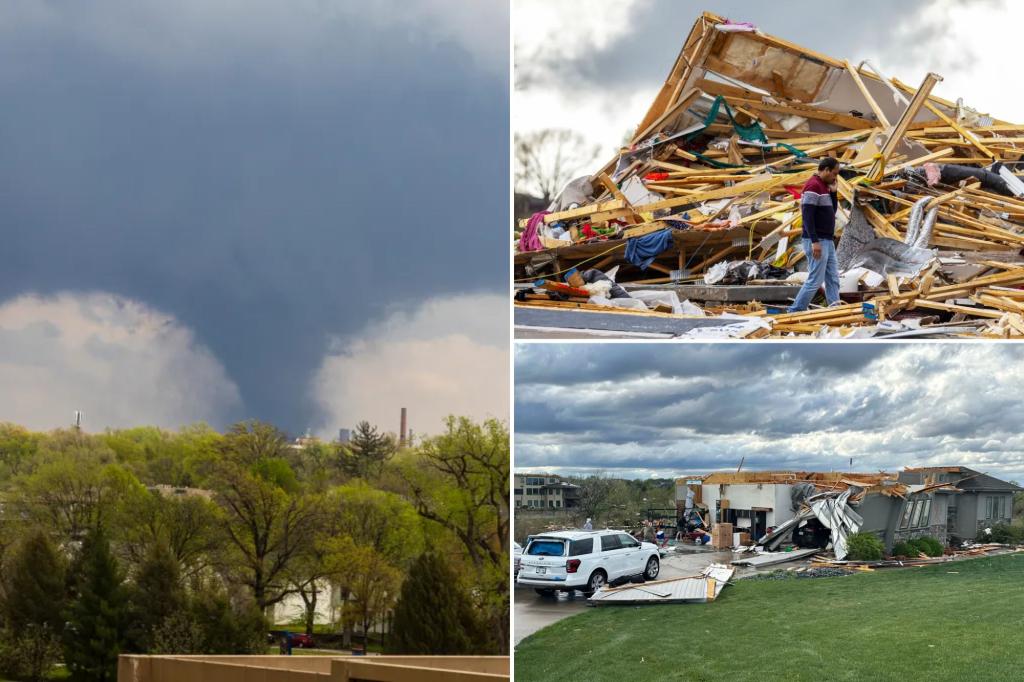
top-left (515, 554), bottom-right (1024, 681)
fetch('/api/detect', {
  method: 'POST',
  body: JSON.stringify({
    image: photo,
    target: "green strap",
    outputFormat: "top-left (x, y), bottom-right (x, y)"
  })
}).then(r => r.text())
top-left (672, 96), bottom-right (810, 164)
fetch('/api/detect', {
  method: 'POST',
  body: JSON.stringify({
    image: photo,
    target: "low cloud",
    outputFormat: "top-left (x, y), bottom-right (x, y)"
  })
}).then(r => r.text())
top-left (0, 291), bottom-right (241, 430)
top-left (312, 294), bottom-right (508, 439)
top-left (515, 344), bottom-right (1024, 483)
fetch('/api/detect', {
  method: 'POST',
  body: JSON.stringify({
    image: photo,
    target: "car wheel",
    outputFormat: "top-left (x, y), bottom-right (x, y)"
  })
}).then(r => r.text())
top-left (644, 556), bottom-right (660, 580)
top-left (583, 569), bottom-right (607, 595)
top-left (534, 588), bottom-right (556, 597)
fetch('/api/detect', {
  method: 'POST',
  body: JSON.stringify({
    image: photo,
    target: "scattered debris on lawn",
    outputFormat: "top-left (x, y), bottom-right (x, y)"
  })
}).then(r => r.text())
top-left (811, 544), bottom-right (1022, 569)
top-left (731, 548), bottom-right (821, 567)
top-left (515, 11), bottom-right (1024, 338)
top-left (741, 567), bottom-right (856, 581)
top-left (587, 563), bottom-right (734, 605)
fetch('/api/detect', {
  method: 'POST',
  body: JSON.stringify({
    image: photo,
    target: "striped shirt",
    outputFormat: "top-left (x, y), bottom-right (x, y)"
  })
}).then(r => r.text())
top-left (800, 174), bottom-right (838, 242)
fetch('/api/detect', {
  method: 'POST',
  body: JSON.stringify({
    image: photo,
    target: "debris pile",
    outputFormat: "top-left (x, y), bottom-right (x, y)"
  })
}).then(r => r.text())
top-left (811, 544), bottom-right (1019, 569)
top-left (587, 563), bottom-right (734, 606)
top-left (514, 11), bottom-right (1024, 338)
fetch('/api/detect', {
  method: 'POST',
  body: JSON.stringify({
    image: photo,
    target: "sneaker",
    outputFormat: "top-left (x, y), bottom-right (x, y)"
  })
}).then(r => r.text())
top-left (827, 300), bottom-right (844, 307)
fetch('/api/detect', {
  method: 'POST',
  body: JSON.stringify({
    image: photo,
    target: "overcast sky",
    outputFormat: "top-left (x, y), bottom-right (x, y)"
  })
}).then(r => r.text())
top-left (0, 1), bottom-right (508, 437)
top-left (514, 0), bottom-right (1015, 176)
top-left (515, 344), bottom-right (1024, 484)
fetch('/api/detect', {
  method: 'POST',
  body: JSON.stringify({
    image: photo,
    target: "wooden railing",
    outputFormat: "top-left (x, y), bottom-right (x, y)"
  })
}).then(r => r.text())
top-left (118, 655), bottom-right (510, 682)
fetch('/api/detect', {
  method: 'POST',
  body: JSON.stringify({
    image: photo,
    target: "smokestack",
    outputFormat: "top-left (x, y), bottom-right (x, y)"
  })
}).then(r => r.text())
top-left (400, 407), bottom-right (407, 447)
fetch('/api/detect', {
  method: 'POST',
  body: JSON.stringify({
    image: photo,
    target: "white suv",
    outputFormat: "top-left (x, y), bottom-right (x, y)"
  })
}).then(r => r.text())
top-left (516, 530), bottom-right (660, 596)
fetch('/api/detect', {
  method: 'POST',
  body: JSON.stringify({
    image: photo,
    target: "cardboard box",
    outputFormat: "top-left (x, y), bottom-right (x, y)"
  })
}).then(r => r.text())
top-left (711, 523), bottom-right (733, 549)
top-left (738, 532), bottom-right (751, 546)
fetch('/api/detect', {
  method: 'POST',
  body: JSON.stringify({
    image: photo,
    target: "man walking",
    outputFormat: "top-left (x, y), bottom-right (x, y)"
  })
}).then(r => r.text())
top-left (787, 156), bottom-right (842, 312)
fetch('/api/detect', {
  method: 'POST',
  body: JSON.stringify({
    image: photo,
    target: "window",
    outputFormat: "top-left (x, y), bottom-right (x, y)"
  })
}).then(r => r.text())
top-left (514, 488), bottom-right (523, 496)
top-left (568, 538), bottom-right (593, 556)
top-left (917, 499), bottom-right (931, 528)
top-left (913, 499), bottom-right (929, 524)
top-left (548, 500), bottom-right (554, 508)
top-left (901, 499), bottom-right (932, 529)
top-left (527, 539), bottom-right (566, 556)
top-left (618, 534), bottom-right (639, 549)
top-left (555, 500), bottom-right (561, 508)
top-left (600, 534), bottom-right (622, 552)
top-left (986, 496), bottom-right (1007, 520)
top-left (899, 501), bottom-right (915, 530)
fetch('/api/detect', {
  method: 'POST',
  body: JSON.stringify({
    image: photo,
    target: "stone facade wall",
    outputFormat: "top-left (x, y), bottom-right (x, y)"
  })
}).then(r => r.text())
top-left (893, 523), bottom-right (947, 547)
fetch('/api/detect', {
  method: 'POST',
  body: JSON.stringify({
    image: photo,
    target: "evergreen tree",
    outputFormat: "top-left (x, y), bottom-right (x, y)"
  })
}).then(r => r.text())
top-left (341, 421), bottom-right (396, 479)
top-left (64, 528), bottom-right (128, 682)
top-left (387, 552), bottom-right (479, 655)
top-left (126, 540), bottom-right (185, 652)
top-left (188, 582), bottom-right (266, 654)
top-left (3, 529), bottom-right (66, 631)
top-left (1, 529), bottom-right (66, 681)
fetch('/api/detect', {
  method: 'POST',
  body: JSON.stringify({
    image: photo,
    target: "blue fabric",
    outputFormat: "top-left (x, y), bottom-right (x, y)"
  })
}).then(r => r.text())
top-left (788, 238), bottom-right (840, 312)
top-left (625, 228), bottom-right (673, 270)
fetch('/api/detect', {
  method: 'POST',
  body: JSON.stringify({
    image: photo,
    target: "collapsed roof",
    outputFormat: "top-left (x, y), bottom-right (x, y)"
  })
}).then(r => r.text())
top-left (515, 11), bottom-right (1024, 338)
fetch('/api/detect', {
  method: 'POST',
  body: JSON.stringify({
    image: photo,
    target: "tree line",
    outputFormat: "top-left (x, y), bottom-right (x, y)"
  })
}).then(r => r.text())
top-left (0, 416), bottom-right (509, 681)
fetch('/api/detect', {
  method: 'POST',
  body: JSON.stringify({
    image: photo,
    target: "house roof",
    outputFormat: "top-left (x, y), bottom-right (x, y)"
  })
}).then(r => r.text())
top-left (901, 467), bottom-right (1022, 492)
top-left (680, 471), bottom-right (897, 486)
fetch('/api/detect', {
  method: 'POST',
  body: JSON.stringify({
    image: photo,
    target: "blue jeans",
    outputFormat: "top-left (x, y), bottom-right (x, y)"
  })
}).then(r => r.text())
top-left (787, 238), bottom-right (840, 312)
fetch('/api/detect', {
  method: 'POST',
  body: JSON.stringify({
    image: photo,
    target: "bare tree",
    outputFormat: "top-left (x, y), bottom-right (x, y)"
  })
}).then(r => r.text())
top-left (573, 474), bottom-right (617, 525)
top-left (515, 128), bottom-right (601, 204)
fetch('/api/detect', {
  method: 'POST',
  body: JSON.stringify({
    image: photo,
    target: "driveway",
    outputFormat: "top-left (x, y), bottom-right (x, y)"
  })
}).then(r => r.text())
top-left (514, 546), bottom-right (808, 645)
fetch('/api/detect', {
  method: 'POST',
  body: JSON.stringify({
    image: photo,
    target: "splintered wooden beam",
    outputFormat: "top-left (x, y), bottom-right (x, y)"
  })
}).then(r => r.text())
top-left (633, 170), bottom-right (813, 214)
top-left (539, 200), bottom-right (625, 225)
top-left (695, 79), bottom-right (874, 130)
top-left (595, 173), bottom-right (642, 224)
top-left (630, 88), bottom-right (705, 146)
top-left (867, 72), bottom-right (943, 181)
top-left (844, 59), bottom-right (891, 128)
top-left (923, 101), bottom-right (998, 161)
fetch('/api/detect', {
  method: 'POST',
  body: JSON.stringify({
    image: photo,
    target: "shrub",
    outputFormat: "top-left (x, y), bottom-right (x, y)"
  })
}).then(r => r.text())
top-left (891, 541), bottom-right (915, 558)
top-left (909, 536), bottom-right (944, 557)
top-left (982, 523), bottom-right (1024, 544)
top-left (846, 532), bottom-right (884, 561)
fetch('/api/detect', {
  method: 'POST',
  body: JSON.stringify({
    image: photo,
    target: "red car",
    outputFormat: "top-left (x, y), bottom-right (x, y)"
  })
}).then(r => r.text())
top-left (290, 633), bottom-right (316, 648)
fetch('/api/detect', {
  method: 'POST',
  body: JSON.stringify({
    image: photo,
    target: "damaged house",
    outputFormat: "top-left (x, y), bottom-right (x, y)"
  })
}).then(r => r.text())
top-left (677, 468), bottom-right (1020, 558)
top-left (898, 466), bottom-right (1022, 543)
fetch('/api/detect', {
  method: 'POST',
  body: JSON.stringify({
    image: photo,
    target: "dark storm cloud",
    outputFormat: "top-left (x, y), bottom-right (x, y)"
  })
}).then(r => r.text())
top-left (514, 343), bottom-right (892, 387)
top-left (0, 1), bottom-right (509, 432)
top-left (514, 344), bottom-right (1024, 482)
top-left (518, 0), bottom-right (928, 93)
top-left (517, 0), bottom-right (1008, 101)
